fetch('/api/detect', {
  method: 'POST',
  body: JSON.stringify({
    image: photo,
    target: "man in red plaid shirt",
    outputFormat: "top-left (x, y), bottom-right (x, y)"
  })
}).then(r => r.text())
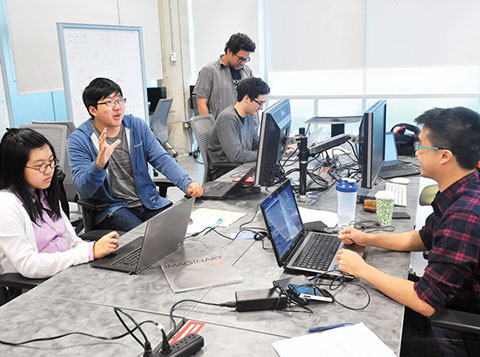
top-left (337, 107), bottom-right (480, 356)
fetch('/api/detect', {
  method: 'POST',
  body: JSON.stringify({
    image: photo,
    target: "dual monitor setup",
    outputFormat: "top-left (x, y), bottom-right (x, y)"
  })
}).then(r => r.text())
top-left (254, 98), bottom-right (388, 191)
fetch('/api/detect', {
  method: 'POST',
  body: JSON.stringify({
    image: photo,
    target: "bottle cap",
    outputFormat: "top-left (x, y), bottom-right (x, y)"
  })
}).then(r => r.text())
top-left (336, 178), bottom-right (359, 193)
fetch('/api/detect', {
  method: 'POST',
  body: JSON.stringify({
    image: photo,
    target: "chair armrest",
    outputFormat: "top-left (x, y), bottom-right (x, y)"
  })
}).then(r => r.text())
top-left (429, 309), bottom-right (480, 334)
top-left (0, 273), bottom-right (47, 289)
top-left (77, 198), bottom-right (111, 211)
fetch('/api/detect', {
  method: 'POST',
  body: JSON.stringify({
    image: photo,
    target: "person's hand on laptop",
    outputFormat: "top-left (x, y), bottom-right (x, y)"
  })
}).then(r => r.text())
top-left (336, 248), bottom-right (367, 278)
top-left (93, 231), bottom-right (120, 259)
top-left (337, 226), bottom-right (370, 246)
top-left (187, 182), bottom-right (204, 197)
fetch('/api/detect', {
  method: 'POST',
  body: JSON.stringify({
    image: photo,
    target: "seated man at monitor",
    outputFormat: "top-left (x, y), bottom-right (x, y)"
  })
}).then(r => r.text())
top-left (207, 77), bottom-right (270, 180)
top-left (68, 77), bottom-right (203, 232)
top-left (336, 107), bottom-right (480, 356)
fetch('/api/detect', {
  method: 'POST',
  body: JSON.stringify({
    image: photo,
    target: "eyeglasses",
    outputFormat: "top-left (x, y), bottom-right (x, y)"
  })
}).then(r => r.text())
top-left (253, 99), bottom-right (265, 107)
top-left (233, 53), bottom-right (251, 63)
top-left (25, 158), bottom-right (58, 174)
top-left (97, 98), bottom-right (127, 107)
top-left (414, 144), bottom-right (450, 151)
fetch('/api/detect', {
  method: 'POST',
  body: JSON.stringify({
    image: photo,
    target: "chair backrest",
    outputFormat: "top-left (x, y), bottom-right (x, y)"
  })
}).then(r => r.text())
top-left (191, 94), bottom-right (199, 116)
top-left (19, 124), bottom-right (68, 172)
top-left (28, 122), bottom-right (77, 202)
top-left (150, 98), bottom-right (173, 143)
top-left (189, 114), bottom-right (215, 184)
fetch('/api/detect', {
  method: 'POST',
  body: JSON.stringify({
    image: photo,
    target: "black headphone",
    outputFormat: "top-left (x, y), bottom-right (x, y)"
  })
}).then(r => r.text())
top-left (390, 123), bottom-right (420, 156)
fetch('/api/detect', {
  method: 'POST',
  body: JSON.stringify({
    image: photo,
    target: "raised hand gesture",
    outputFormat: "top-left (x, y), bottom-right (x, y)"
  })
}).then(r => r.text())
top-left (96, 128), bottom-right (121, 169)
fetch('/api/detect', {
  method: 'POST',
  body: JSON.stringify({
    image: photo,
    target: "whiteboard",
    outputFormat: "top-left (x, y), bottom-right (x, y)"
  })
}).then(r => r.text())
top-left (57, 23), bottom-right (148, 127)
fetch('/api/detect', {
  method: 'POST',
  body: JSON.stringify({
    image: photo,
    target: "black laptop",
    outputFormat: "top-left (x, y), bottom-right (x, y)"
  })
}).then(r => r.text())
top-left (379, 132), bottom-right (421, 179)
top-left (201, 167), bottom-right (256, 199)
top-left (91, 197), bottom-right (194, 274)
top-left (260, 180), bottom-right (364, 278)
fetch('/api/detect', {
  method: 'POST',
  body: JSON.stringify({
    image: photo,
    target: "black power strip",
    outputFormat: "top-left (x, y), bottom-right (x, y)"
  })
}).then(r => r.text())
top-left (154, 333), bottom-right (204, 357)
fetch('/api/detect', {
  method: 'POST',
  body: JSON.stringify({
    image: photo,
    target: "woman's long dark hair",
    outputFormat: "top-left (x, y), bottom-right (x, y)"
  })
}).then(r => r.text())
top-left (0, 128), bottom-right (61, 222)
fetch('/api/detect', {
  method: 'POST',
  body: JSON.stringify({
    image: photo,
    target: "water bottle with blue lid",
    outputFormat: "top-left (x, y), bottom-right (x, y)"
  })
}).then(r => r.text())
top-left (336, 178), bottom-right (359, 227)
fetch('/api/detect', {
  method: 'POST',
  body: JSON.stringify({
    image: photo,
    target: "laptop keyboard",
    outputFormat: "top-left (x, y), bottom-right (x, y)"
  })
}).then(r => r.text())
top-left (385, 182), bottom-right (407, 207)
top-left (203, 181), bottom-right (235, 198)
top-left (379, 163), bottom-right (420, 179)
top-left (293, 233), bottom-right (341, 271)
top-left (112, 247), bottom-right (141, 269)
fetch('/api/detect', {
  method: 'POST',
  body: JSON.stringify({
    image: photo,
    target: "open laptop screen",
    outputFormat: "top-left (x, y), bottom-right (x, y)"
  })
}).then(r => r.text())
top-left (384, 132), bottom-right (399, 165)
top-left (261, 181), bottom-right (303, 260)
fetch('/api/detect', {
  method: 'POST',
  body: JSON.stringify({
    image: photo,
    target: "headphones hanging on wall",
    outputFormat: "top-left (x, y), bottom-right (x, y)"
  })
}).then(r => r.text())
top-left (390, 123), bottom-right (421, 156)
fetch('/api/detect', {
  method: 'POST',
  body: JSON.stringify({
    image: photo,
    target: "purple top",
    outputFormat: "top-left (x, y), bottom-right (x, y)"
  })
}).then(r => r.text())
top-left (30, 193), bottom-right (94, 260)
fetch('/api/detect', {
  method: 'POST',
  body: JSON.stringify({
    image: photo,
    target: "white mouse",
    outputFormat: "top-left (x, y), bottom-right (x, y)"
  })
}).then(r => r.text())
top-left (390, 177), bottom-right (410, 185)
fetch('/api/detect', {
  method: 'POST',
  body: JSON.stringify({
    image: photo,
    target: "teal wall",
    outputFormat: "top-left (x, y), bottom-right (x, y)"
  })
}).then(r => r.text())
top-left (0, 0), bottom-right (68, 127)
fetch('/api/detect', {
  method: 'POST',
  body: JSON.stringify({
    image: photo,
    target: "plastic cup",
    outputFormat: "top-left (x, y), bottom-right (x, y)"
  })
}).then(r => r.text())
top-left (336, 178), bottom-right (359, 227)
top-left (375, 190), bottom-right (395, 226)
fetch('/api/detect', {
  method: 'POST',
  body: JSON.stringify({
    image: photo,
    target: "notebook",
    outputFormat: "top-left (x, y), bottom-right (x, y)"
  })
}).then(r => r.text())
top-left (90, 197), bottom-right (194, 274)
top-left (260, 180), bottom-right (364, 278)
top-left (379, 132), bottom-right (421, 179)
top-left (201, 167), bottom-right (256, 199)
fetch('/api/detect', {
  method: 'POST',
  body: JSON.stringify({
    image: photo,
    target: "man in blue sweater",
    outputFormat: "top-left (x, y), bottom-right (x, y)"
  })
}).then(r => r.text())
top-left (68, 77), bottom-right (203, 231)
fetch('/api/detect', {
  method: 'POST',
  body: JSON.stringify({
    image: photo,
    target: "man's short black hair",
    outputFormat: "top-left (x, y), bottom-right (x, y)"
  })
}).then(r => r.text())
top-left (224, 33), bottom-right (256, 54)
top-left (237, 77), bottom-right (270, 102)
top-left (82, 77), bottom-right (123, 116)
top-left (415, 107), bottom-right (480, 170)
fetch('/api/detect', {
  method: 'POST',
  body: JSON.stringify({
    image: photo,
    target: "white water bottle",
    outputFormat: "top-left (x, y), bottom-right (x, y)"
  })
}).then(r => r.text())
top-left (336, 178), bottom-right (359, 227)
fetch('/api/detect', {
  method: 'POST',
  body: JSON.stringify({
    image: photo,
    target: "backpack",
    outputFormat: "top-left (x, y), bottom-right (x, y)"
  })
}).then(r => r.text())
top-left (390, 123), bottom-right (420, 156)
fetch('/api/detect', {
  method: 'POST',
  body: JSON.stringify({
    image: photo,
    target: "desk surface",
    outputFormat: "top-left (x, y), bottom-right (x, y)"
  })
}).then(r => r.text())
top-left (0, 166), bottom-right (419, 356)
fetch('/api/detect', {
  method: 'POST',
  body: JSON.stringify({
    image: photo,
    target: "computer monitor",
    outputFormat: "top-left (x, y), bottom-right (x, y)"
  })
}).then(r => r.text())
top-left (358, 100), bottom-right (386, 189)
top-left (255, 99), bottom-right (292, 186)
top-left (147, 87), bottom-right (167, 113)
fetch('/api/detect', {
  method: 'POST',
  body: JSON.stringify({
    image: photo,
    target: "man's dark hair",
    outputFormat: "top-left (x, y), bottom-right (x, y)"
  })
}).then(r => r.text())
top-left (0, 128), bottom-right (61, 223)
top-left (415, 107), bottom-right (480, 170)
top-left (224, 33), bottom-right (256, 54)
top-left (82, 77), bottom-right (123, 116)
top-left (237, 77), bottom-right (270, 102)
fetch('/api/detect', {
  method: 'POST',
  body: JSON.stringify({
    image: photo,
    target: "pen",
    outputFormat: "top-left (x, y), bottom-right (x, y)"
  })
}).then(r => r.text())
top-left (308, 323), bottom-right (355, 332)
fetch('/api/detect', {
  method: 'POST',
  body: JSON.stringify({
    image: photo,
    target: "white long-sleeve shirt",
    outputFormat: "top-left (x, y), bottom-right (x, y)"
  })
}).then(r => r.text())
top-left (0, 190), bottom-right (93, 278)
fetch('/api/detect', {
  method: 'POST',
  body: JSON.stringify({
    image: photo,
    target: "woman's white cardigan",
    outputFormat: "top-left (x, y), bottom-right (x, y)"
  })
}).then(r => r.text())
top-left (0, 190), bottom-right (92, 278)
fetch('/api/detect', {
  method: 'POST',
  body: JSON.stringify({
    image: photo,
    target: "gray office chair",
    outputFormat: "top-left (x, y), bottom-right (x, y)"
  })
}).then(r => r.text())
top-left (150, 98), bottom-right (177, 158)
top-left (188, 114), bottom-right (239, 183)
top-left (417, 184), bottom-right (480, 356)
top-left (31, 121), bottom-right (77, 202)
top-left (20, 124), bottom-right (67, 172)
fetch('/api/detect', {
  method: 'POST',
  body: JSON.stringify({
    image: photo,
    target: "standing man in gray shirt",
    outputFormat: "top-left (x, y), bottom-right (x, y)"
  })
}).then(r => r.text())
top-left (208, 77), bottom-right (270, 180)
top-left (193, 33), bottom-right (256, 119)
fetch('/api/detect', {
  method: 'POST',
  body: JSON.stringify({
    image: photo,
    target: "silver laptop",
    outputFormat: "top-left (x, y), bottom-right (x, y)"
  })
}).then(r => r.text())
top-left (260, 180), bottom-right (364, 278)
top-left (91, 197), bottom-right (194, 274)
top-left (379, 132), bottom-right (421, 179)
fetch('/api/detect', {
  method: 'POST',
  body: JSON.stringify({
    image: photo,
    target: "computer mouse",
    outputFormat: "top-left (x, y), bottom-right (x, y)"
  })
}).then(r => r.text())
top-left (390, 177), bottom-right (410, 185)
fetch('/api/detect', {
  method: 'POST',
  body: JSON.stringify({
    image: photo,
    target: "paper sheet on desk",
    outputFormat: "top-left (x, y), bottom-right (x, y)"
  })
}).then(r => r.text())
top-left (187, 214), bottom-right (221, 235)
top-left (190, 208), bottom-right (247, 227)
top-left (298, 207), bottom-right (338, 228)
top-left (272, 323), bottom-right (395, 357)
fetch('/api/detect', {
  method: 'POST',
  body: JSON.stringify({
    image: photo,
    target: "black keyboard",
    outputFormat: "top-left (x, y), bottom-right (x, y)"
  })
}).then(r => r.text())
top-left (293, 233), bottom-right (341, 271)
top-left (203, 181), bottom-right (235, 198)
top-left (379, 163), bottom-right (420, 179)
top-left (112, 248), bottom-right (141, 269)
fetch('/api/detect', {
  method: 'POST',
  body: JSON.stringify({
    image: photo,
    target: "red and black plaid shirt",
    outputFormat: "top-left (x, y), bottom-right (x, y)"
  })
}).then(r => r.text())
top-left (415, 170), bottom-right (480, 313)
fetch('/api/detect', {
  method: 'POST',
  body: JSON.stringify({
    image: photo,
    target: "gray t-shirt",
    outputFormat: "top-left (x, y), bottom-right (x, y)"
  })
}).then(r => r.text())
top-left (90, 120), bottom-right (141, 207)
top-left (193, 56), bottom-right (253, 119)
top-left (208, 105), bottom-right (259, 170)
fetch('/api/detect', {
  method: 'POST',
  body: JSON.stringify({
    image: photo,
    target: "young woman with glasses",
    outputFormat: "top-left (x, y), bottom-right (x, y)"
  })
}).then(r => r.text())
top-left (0, 128), bottom-right (119, 280)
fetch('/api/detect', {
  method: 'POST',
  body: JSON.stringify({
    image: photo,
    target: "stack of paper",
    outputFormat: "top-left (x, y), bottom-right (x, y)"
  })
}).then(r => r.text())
top-left (272, 323), bottom-right (395, 357)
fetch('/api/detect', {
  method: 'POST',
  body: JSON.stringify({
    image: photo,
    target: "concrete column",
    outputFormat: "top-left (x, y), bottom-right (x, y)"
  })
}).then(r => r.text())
top-left (157, 0), bottom-right (192, 154)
